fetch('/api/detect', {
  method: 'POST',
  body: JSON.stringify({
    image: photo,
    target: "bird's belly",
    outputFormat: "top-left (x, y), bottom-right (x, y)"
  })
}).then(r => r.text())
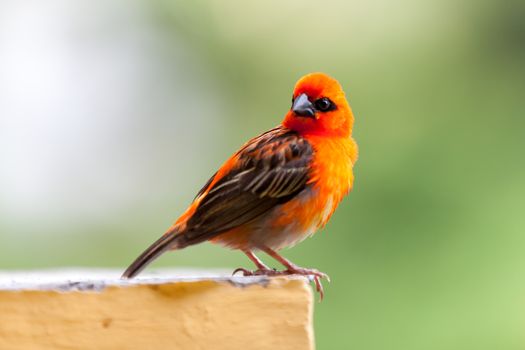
top-left (210, 187), bottom-right (336, 251)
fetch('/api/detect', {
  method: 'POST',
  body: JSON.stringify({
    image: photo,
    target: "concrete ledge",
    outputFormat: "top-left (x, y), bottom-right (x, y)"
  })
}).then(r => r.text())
top-left (0, 269), bottom-right (314, 350)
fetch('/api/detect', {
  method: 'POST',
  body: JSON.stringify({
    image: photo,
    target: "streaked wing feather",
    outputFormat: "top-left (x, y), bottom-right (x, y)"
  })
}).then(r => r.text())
top-left (182, 126), bottom-right (313, 245)
top-left (194, 171), bottom-right (217, 200)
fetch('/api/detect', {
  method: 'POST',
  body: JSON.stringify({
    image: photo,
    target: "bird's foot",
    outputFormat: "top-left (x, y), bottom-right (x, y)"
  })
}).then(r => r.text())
top-left (232, 265), bottom-right (329, 301)
top-left (232, 267), bottom-right (280, 277)
top-left (282, 267), bottom-right (330, 281)
top-left (281, 266), bottom-right (330, 301)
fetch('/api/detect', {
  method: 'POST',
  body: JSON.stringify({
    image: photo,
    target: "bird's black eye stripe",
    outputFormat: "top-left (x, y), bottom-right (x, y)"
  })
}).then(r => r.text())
top-left (314, 97), bottom-right (336, 112)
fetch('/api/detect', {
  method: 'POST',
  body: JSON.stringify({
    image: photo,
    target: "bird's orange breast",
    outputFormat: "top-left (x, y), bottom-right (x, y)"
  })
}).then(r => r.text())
top-left (272, 135), bottom-right (358, 233)
top-left (309, 135), bottom-right (357, 205)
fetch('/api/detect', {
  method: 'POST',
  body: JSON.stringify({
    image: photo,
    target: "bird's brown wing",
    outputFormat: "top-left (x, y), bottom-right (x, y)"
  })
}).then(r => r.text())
top-left (121, 126), bottom-right (313, 279)
top-left (180, 126), bottom-right (314, 246)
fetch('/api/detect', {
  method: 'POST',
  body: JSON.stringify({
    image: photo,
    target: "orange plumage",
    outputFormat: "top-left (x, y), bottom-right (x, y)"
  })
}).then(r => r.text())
top-left (122, 73), bottom-right (358, 299)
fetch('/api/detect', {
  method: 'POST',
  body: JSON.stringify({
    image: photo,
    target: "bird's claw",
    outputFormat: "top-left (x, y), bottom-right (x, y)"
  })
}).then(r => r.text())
top-left (282, 267), bottom-right (330, 281)
top-left (232, 267), bottom-right (251, 276)
top-left (312, 275), bottom-right (324, 301)
top-left (281, 267), bottom-right (329, 301)
top-left (232, 266), bottom-right (329, 301)
top-left (232, 267), bottom-right (278, 277)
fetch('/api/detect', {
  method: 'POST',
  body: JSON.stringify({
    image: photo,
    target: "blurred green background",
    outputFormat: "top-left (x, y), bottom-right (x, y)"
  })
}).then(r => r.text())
top-left (1, 0), bottom-right (525, 349)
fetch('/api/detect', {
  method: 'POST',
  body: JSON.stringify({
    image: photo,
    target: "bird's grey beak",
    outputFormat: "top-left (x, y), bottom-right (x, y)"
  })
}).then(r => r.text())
top-left (292, 93), bottom-right (315, 118)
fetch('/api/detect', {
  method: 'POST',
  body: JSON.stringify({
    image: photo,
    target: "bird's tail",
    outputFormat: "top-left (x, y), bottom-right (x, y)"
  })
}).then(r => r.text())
top-left (121, 226), bottom-right (186, 279)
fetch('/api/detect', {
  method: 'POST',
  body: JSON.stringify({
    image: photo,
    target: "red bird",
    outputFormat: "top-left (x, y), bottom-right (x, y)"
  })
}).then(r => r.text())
top-left (122, 73), bottom-right (358, 299)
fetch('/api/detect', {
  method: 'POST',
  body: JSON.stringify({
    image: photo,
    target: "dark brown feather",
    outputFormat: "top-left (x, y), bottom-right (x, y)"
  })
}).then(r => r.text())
top-left (182, 126), bottom-right (313, 245)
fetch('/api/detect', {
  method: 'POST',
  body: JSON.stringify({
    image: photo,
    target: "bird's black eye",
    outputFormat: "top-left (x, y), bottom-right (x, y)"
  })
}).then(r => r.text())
top-left (314, 97), bottom-right (335, 112)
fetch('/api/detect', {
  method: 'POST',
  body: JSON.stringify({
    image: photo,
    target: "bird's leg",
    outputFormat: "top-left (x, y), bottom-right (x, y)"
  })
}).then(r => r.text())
top-left (261, 246), bottom-right (330, 300)
top-left (232, 250), bottom-right (277, 276)
top-left (261, 246), bottom-right (330, 280)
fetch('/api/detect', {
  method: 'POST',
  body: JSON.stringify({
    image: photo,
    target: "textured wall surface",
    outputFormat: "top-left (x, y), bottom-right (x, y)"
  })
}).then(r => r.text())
top-left (0, 270), bottom-right (314, 350)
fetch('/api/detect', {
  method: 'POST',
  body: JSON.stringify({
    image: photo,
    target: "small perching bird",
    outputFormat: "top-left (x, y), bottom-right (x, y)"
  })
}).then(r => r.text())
top-left (122, 73), bottom-right (358, 299)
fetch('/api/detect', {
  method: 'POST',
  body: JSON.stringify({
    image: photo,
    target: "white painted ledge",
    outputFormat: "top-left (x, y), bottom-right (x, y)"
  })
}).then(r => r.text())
top-left (0, 269), bottom-right (314, 350)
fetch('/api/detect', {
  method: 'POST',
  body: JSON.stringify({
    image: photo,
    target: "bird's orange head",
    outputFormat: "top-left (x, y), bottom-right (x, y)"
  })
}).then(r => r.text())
top-left (283, 73), bottom-right (354, 137)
